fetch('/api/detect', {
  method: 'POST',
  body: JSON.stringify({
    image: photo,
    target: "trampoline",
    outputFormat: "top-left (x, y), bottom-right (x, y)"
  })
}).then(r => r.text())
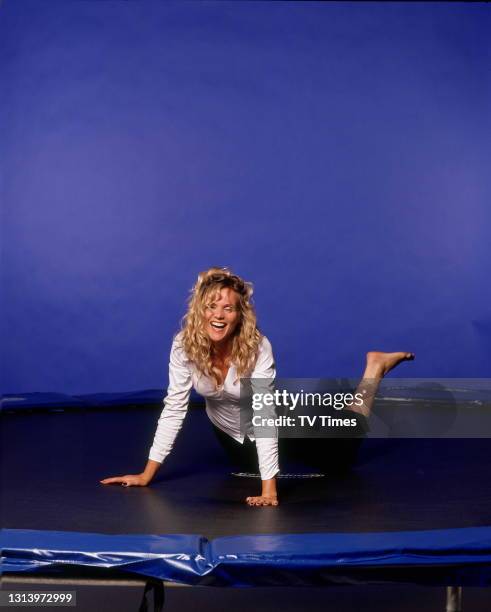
top-left (2, 397), bottom-right (491, 611)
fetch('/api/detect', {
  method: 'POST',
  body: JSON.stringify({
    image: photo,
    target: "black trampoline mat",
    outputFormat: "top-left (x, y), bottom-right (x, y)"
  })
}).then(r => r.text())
top-left (3, 407), bottom-right (491, 539)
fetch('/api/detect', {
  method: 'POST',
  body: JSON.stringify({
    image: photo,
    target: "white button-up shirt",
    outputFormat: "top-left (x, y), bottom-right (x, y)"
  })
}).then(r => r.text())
top-left (149, 333), bottom-right (280, 480)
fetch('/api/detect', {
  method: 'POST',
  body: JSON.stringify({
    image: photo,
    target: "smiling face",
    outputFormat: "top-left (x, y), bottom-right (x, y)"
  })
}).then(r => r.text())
top-left (204, 287), bottom-right (241, 346)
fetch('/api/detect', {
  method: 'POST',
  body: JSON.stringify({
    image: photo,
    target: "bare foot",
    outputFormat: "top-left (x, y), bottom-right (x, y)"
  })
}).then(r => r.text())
top-left (366, 351), bottom-right (415, 378)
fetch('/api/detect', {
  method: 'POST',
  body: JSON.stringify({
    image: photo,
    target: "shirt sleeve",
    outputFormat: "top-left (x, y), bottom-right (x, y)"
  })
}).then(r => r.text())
top-left (148, 336), bottom-right (193, 464)
top-left (250, 336), bottom-right (280, 481)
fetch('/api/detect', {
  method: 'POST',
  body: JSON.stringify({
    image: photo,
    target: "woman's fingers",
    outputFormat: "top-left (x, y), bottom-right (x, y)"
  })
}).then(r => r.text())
top-left (100, 476), bottom-right (123, 484)
top-left (100, 476), bottom-right (132, 486)
top-left (245, 496), bottom-right (279, 507)
top-left (100, 473), bottom-right (148, 487)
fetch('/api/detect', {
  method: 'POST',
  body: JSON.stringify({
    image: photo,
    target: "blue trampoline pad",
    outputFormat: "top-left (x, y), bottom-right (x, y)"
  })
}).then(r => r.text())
top-left (3, 527), bottom-right (491, 587)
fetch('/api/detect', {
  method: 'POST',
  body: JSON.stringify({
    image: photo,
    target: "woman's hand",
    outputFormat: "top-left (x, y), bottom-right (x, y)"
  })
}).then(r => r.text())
top-left (246, 477), bottom-right (278, 506)
top-left (100, 473), bottom-right (150, 487)
top-left (246, 494), bottom-right (278, 506)
top-left (100, 460), bottom-right (161, 487)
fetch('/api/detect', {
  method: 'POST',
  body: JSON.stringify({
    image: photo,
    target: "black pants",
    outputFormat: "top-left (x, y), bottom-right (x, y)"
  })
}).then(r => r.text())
top-left (212, 423), bottom-right (364, 475)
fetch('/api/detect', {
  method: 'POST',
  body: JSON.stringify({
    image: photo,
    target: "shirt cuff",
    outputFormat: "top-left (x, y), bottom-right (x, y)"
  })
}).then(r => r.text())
top-left (260, 464), bottom-right (280, 480)
top-left (148, 449), bottom-right (165, 464)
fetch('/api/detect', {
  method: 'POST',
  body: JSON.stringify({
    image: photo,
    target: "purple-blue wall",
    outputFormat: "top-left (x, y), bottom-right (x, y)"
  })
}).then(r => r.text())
top-left (2, 1), bottom-right (490, 396)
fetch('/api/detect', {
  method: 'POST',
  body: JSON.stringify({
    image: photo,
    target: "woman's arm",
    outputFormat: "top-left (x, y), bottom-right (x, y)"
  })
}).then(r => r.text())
top-left (246, 336), bottom-right (280, 506)
top-left (148, 338), bottom-right (193, 464)
top-left (100, 336), bottom-right (193, 487)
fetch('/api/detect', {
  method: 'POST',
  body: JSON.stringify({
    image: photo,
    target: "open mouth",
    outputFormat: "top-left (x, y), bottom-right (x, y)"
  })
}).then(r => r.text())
top-left (210, 322), bottom-right (226, 330)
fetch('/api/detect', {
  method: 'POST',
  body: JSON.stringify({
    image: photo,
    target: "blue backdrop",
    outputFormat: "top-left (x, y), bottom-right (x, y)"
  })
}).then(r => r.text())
top-left (2, 1), bottom-right (490, 398)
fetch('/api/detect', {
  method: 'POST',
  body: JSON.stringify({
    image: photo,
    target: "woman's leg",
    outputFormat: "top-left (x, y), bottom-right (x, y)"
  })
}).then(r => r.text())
top-left (290, 351), bottom-right (415, 474)
top-left (349, 351), bottom-right (415, 419)
top-left (211, 424), bottom-right (259, 473)
top-left (280, 436), bottom-right (363, 475)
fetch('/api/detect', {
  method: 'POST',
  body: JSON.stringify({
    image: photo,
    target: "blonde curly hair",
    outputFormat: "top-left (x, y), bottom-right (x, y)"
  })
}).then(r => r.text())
top-left (179, 267), bottom-right (262, 386)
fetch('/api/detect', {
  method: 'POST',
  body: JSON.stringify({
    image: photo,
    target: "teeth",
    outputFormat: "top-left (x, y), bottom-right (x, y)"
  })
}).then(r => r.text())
top-left (211, 322), bottom-right (226, 329)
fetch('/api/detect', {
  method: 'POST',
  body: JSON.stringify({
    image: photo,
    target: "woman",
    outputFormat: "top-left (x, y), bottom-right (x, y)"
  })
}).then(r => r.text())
top-left (101, 267), bottom-right (414, 506)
